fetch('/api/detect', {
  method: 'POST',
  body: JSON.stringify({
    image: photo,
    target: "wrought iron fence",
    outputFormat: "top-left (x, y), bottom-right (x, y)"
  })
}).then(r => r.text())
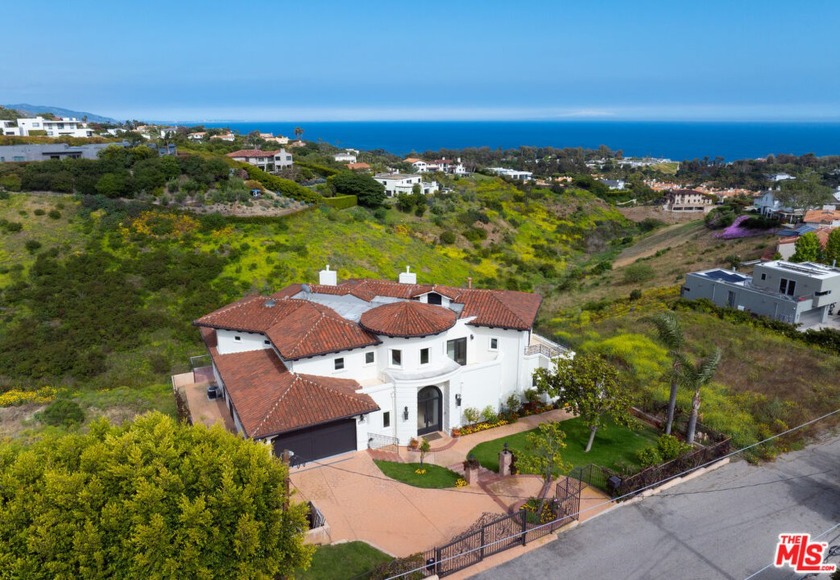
top-left (613, 435), bottom-right (731, 498)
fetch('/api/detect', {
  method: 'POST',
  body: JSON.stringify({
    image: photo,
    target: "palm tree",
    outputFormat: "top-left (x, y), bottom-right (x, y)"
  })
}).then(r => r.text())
top-left (294, 126), bottom-right (303, 141)
top-left (645, 312), bottom-right (685, 435)
top-left (679, 348), bottom-right (722, 444)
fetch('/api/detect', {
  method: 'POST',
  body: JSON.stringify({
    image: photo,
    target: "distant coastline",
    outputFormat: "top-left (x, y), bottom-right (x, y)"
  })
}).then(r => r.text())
top-left (194, 120), bottom-right (840, 162)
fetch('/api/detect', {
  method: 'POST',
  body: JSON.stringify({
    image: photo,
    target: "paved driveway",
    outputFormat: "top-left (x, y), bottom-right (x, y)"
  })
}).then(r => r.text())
top-left (473, 434), bottom-right (840, 579)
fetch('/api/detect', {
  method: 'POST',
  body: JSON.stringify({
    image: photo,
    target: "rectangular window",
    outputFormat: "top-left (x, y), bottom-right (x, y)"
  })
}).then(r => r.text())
top-left (779, 278), bottom-right (796, 296)
top-left (234, 336), bottom-right (241, 341)
top-left (420, 348), bottom-right (430, 365)
top-left (391, 349), bottom-right (402, 367)
top-left (761, 273), bottom-right (766, 280)
top-left (334, 357), bottom-right (345, 370)
top-left (264, 339), bottom-right (271, 345)
top-left (365, 351), bottom-right (375, 364)
top-left (490, 338), bottom-right (498, 350)
top-left (446, 338), bottom-right (467, 365)
top-left (383, 411), bottom-right (390, 428)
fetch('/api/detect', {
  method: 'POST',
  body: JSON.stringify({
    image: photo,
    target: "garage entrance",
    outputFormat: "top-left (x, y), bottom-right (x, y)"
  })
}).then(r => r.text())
top-left (272, 419), bottom-right (357, 466)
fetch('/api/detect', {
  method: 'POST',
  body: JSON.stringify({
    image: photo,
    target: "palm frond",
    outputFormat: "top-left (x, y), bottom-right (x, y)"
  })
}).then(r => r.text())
top-left (644, 312), bottom-right (685, 352)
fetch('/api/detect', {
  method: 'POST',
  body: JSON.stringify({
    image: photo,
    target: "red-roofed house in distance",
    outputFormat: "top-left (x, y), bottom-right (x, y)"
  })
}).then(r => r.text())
top-left (226, 148), bottom-right (293, 173)
top-left (193, 266), bottom-right (567, 464)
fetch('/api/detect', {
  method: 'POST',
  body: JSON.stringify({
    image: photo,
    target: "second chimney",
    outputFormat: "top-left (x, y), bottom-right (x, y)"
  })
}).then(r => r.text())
top-left (319, 264), bottom-right (337, 286)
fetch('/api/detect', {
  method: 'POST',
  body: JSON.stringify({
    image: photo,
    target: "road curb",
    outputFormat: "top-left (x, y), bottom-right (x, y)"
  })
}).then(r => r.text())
top-left (623, 458), bottom-right (731, 505)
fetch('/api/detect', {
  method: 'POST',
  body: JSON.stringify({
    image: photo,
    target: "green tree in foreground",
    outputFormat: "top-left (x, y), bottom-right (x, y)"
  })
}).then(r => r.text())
top-left (0, 412), bottom-right (313, 579)
top-left (645, 312), bottom-right (685, 436)
top-left (776, 171), bottom-right (833, 211)
top-left (791, 231), bottom-right (822, 263)
top-left (515, 421), bottom-right (569, 484)
top-left (534, 353), bottom-right (633, 452)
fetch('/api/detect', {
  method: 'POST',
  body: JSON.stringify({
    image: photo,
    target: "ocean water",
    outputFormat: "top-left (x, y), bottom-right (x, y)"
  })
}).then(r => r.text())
top-left (201, 120), bottom-right (840, 162)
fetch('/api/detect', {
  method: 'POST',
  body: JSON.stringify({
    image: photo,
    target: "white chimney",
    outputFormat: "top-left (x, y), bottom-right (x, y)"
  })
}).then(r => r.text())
top-left (398, 266), bottom-right (417, 285)
top-left (319, 264), bottom-right (337, 286)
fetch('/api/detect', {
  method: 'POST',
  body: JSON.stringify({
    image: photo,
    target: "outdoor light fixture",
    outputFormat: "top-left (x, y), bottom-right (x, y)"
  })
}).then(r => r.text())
top-left (403, 406), bottom-right (409, 421)
top-left (358, 415), bottom-right (365, 424)
top-left (455, 394), bottom-right (462, 406)
top-left (470, 334), bottom-right (474, 340)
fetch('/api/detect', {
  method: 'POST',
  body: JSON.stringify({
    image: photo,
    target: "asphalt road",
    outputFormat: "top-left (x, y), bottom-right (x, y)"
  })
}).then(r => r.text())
top-left (473, 434), bottom-right (840, 580)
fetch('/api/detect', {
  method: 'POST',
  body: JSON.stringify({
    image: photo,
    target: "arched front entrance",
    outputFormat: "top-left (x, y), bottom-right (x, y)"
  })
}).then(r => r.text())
top-left (417, 386), bottom-right (442, 435)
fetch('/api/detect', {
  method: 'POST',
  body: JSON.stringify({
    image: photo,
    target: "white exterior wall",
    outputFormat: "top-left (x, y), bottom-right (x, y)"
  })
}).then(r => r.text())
top-left (215, 329), bottom-right (271, 355)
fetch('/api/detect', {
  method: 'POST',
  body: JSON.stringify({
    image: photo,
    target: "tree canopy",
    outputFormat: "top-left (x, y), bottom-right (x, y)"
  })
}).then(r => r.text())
top-left (0, 412), bottom-right (313, 579)
top-left (534, 353), bottom-right (633, 452)
top-left (330, 171), bottom-right (386, 208)
top-left (791, 231), bottom-right (823, 263)
top-left (515, 421), bottom-right (569, 483)
top-left (776, 172), bottom-right (833, 210)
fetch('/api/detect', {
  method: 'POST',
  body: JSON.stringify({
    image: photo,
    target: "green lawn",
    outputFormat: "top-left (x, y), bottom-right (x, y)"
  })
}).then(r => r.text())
top-left (469, 417), bottom-right (659, 476)
top-left (295, 541), bottom-right (392, 580)
top-left (374, 460), bottom-right (462, 488)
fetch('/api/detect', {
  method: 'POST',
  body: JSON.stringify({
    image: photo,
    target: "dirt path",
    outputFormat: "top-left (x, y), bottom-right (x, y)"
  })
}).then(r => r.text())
top-left (614, 220), bottom-right (705, 267)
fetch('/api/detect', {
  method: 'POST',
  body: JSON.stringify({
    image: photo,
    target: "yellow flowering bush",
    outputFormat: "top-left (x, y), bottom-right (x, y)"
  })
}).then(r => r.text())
top-left (120, 211), bottom-right (200, 239)
top-left (459, 419), bottom-right (509, 436)
top-left (0, 386), bottom-right (58, 407)
top-left (455, 478), bottom-right (468, 488)
top-left (414, 468), bottom-right (427, 475)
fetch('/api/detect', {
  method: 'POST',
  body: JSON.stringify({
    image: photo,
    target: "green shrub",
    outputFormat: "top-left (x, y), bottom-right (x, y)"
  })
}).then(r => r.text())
top-left (439, 230), bottom-right (456, 244)
top-left (629, 288), bottom-right (643, 301)
top-left (25, 239), bottom-right (42, 253)
top-left (34, 208), bottom-right (46, 216)
top-left (323, 195), bottom-right (357, 210)
top-left (463, 407), bottom-right (481, 424)
top-left (505, 393), bottom-right (522, 414)
top-left (656, 434), bottom-right (691, 461)
top-left (48, 209), bottom-right (62, 219)
top-left (622, 263), bottom-right (655, 284)
top-left (636, 447), bottom-right (662, 469)
top-left (481, 405), bottom-right (498, 424)
top-left (39, 399), bottom-right (85, 426)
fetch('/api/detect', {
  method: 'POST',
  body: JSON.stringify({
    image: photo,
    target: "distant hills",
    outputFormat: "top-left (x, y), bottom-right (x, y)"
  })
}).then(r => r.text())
top-left (2, 103), bottom-right (118, 123)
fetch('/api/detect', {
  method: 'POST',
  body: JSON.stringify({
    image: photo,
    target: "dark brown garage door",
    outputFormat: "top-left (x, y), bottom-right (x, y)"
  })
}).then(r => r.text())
top-left (272, 419), bottom-right (357, 466)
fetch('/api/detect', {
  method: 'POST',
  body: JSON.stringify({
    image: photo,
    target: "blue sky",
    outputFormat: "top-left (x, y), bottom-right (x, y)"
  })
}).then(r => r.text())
top-left (3, 0), bottom-right (839, 122)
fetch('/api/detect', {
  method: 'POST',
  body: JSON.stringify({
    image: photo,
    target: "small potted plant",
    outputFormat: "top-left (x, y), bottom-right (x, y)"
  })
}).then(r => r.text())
top-left (451, 427), bottom-right (461, 438)
top-left (408, 437), bottom-right (419, 451)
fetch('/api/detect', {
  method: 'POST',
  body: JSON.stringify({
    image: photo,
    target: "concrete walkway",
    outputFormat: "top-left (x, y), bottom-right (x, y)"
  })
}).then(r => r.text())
top-left (289, 409), bottom-right (613, 558)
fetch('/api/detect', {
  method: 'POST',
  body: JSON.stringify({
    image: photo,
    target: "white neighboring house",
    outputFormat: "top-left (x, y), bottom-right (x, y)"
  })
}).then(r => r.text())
top-left (16, 116), bottom-right (93, 138)
top-left (487, 167), bottom-right (533, 181)
top-left (187, 132), bottom-right (207, 141)
top-left (599, 179), bottom-right (626, 190)
top-left (755, 190), bottom-right (803, 222)
top-left (1, 121), bottom-right (19, 136)
top-left (194, 267), bottom-right (565, 464)
top-left (226, 149), bottom-right (293, 173)
top-left (211, 133), bottom-right (236, 141)
top-left (662, 189), bottom-right (715, 213)
top-left (334, 150), bottom-right (358, 163)
top-left (375, 173), bottom-right (439, 196)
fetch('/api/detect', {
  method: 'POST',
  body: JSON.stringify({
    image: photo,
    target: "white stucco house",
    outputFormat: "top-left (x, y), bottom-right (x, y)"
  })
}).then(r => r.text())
top-left (226, 148), bottom-right (293, 172)
top-left (375, 173), bottom-right (439, 197)
top-left (193, 267), bottom-right (564, 464)
top-left (334, 150), bottom-right (358, 163)
top-left (15, 116), bottom-right (93, 138)
top-left (487, 167), bottom-right (533, 181)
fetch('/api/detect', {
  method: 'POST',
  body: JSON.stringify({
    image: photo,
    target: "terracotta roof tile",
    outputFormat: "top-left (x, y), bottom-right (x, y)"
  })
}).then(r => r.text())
top-left (226, 149), bottom-right (280, 158)
top-left (360, 301), bottom-right (456, 337)
top-left (205, 335), bottom-right (378, 438)
top-left (803, 209), bottom-right (840, 225)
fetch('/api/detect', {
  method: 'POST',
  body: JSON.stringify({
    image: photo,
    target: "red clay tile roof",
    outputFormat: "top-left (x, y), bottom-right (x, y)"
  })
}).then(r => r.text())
top-left (347, 162), bottom-right (371, 170)
top-left (360, 301), bottom-right (456, 337)
top-left (205, 334), bottom-right (378, 438)
top-left (226, 149), bottom-right (280, 158)
top-left (195, 296), bottom-right (379, 359)
top-left (803, 209), bottom-right (840, 225)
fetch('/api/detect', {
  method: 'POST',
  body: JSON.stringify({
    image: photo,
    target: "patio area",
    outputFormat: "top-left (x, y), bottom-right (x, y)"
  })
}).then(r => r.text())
top-left (171, 366), bottom-right (236, 433)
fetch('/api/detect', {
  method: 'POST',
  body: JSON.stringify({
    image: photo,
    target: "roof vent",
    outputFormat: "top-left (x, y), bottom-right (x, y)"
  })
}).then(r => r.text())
top-left (319, 264), bottom-right (337, 286)
top-left (264, 299), bottom-right (277, 308)
top-left (399, 266), bottom-right (417, 285)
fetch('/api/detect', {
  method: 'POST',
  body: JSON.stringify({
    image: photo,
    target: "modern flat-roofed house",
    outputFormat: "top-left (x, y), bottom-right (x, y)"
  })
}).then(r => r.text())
top-left (0, 142), bottom-right (121, 162)
top-left (663, 189), bottom-right (715, 212)
top-left (1, 121), bottom-right (20, 136)
top-left (599, 179), bottom-right (626, 190)
top-left (16, 116), bottom-right (93, 138)
top-left (682, 260), bottom-right (840, 326)
top-left (375, 173), bottom-right (439, 196)
top-left (334, 150), bottom-right (358, 163)
top-left (193, 267), bottom-right (564, 464)
top-left (226, 149), bottom-right (293, 173)
top-left (487, 167), bottom-right (533, 181)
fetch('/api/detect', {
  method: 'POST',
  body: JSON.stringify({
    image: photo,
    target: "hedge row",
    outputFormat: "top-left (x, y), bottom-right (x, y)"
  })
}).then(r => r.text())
top-left (236, 163), bottom-right (323, 204)
top-left (295, 160), bottom-right (341, 177)
top-left (323, 195), bottom-right (357, 209)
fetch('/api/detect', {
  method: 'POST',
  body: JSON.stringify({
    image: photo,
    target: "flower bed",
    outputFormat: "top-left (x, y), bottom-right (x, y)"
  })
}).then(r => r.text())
top-left (713, 215), bottom-right (768, 240)
top-left (459, 419), bottom-right (510, 435)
